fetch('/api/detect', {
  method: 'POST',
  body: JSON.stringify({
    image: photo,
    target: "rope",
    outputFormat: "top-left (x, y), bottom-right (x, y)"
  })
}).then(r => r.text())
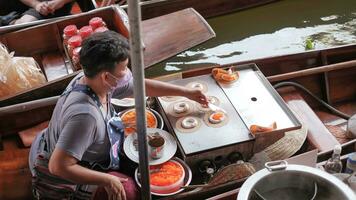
top-left (273, 81), bottom-right (351, 120)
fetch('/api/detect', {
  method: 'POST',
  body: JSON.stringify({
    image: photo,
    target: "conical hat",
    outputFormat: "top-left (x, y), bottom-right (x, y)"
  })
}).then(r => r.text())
top-left (249, 125), bottom-right (308, 170)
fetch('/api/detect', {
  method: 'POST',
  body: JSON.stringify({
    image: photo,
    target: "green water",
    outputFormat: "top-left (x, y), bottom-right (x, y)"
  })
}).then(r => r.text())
top-left (146, 0), bottom-right (356, 77)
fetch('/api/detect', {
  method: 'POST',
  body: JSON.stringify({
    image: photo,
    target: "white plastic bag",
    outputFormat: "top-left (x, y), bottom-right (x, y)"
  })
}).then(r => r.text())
top-left (0, 43), bottom-right (46, 98)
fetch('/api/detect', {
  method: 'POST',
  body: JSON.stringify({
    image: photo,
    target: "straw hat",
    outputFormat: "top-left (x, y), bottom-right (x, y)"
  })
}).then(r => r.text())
top-left (249, 125), bottom-right (308, 170)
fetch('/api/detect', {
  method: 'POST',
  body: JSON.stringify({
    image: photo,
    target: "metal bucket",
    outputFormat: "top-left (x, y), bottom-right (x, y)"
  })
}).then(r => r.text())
top-left (238, 160), bottom-right (355, 200)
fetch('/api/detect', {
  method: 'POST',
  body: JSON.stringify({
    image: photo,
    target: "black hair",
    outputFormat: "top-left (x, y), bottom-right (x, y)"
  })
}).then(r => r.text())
top-left (79, 30), bottom-right (129, 78)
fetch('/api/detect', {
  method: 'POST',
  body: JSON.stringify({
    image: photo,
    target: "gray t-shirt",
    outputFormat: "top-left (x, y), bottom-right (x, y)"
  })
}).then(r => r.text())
top-left (29, 73), bottom-right (134, 175)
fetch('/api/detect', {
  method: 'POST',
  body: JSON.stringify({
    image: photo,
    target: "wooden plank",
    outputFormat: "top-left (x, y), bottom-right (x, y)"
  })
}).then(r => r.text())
top-left (281, 90), bottom-right (340, 152)
top-left (41, 52), bottom-right (69, 81)
top-left (142, 8), bottom-right (215, 67)
top-left (138, 0), bottom-right (280, 20)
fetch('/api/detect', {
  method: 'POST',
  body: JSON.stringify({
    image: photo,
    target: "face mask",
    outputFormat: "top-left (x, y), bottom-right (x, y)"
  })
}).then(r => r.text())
top-left (106, 69), bottom-right (132, 91)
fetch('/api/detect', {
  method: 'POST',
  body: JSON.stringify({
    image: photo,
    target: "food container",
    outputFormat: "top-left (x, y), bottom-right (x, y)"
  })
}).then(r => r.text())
top-left (63, 25), bottom-right (78, 45)
top-left (345, 152), bottom-right (356, 173)
top-left (79, 26), bottom-right (93, 39)
top-left (135, 157), bottom-right (192, 196)
top-left (67, 35), bottom-right (82, 57)
top-left (94, 26), bottom-right (109, 33)
top-left (238, 160), bottom-right (355, 200)
top-left (150, 160), bottom-right (185, 194)
top-left (89, 17), bottom-right (106, 30)
top-left (119, 108), bottom-right (164, 136)
top-left (71, 47), bottom-right (81, 70)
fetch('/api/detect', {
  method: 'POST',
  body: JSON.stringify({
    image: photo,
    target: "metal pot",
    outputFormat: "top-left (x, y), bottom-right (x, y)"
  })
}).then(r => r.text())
top-left (238, 160), bottom-right (355, 200)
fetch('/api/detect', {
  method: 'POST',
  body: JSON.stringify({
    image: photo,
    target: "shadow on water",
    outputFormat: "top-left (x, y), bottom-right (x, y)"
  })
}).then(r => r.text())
top-left (146, 0), bottom-right (356, 77)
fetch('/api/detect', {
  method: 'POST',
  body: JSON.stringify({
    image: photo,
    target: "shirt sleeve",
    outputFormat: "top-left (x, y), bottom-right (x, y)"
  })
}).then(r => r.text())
top-left (56, 113), bottom-right (97, 160)
top-left (112, 79), bottom-right (134, 99)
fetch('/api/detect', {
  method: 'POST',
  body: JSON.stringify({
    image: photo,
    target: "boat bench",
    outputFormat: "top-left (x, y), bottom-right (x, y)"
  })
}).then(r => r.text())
top-left (280, 89), bottom-right (340, 152)
top-left (0, 137), bottom-right (32, 200)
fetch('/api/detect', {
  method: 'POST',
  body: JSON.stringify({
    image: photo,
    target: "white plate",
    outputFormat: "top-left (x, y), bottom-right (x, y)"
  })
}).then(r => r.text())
top-left (111, 98), bottom-right (135, 107)
top-left (123, 128), bottom-right (177, 165)
top-left (134, 157), bottom-right (193, 196)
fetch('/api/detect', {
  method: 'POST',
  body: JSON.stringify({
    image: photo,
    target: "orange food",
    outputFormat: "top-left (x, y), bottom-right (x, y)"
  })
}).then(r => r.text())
top-left (250, 122), bottom-right (277, 135)
top-left (212, 112), bottom-right (224, 120)
top-left (212, 67), bottom-right (239, 83)
top-left (150, 161), bottom-right (184, 186)
top-left (121, 109), bottom-right (157, 135)
top-left (221, 73), bottom-right (238, 82)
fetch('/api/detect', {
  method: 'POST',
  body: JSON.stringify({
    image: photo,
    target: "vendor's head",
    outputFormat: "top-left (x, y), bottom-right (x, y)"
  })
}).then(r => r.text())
top-left (80, 30), bottom-right (131, 92)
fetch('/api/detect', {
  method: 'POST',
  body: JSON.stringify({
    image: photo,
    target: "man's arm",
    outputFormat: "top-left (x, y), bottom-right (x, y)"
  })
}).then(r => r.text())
top-left (20, 0), bottom-right (41, 8)
top-left (145, 79), bottom-right (208, 105)
top-left (48, 112), bottom-right (127, 199)
top-left (49, 148), bottom-right (127, 200)
top-left (47, 0), bottom-right (74, 12)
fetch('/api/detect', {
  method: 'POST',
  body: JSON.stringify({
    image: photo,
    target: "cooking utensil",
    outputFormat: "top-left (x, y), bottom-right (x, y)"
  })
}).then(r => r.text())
top-left (238, 160), bottom-right (355, 200)
top-left (208, 103), bottom-right (227, 114)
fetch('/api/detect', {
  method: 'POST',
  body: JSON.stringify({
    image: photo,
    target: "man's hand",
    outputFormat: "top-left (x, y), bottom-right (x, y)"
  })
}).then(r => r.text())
top-left (104, 175), bottom-right (128, 200)
top-left (47, 0), bottom-right (70, 13)
top-left (35, 2), bottom-right (52, 16)
top-left (185, 89), bottom-right (208, 106)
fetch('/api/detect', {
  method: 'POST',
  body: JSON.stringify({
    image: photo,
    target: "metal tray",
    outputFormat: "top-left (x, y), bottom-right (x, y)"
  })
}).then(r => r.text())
top-left (157, 75), bottom-right (253, 155)
top-left (217, 63), bottom-right (302, 134)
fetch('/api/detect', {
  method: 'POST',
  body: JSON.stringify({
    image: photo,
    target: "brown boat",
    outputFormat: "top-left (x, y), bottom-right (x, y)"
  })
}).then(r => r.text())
top-left (0, 6), bottom-right (215, 107)
top-left (0, 0), bottom-right (279, 34)
top-left (1, 44), bottom-right (355, 199)
top-left (109, 0), bottom-right (281, 20)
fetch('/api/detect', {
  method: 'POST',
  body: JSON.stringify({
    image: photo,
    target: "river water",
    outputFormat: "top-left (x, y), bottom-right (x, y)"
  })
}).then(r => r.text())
top-left (146, 0), bottom-right (356, 77)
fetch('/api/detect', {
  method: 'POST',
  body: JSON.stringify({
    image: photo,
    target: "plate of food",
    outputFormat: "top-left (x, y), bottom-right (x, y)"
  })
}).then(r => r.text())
top-left (135, 157), bottom-right (192, 196)
top-left (123, 128), bottom-right (177, 165)
top-left (119, 108), bottom-right (163, 136)
top-left (211, 67), bottom-right (239, 84)
top-left (111, 98), bottom-right (135, 108)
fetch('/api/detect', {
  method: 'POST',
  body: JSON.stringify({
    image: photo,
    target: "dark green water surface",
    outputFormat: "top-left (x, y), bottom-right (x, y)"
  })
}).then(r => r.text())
top-left (146, 0), bottom-right (356, 77)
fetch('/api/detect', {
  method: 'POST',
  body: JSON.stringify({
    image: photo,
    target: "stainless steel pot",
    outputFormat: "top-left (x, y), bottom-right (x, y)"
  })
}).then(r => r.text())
top-left (238, 160), bottom-right (355, 200)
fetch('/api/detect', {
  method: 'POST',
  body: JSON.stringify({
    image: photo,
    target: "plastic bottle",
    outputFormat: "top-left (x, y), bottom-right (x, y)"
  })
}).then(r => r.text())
top-left (63, 25), bottom-right (78, 45)
top-left (72, 47), bottom-right (81, 70)
top-left (94, 26), bottom-right (109, 33)
top-left (325, 145), bottom-right (343, 174)
top-left (67, 35), bottom-right (82, 57)
top-left (89, 17), bottom-right (107, 30)
top-left (79, 26), bottom-right (93, 39)
top-left (345, 152), bottom-right (356, 174)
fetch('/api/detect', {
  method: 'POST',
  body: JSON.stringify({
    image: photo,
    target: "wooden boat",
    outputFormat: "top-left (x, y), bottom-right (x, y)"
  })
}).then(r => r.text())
top-left (0, 0), bottom-right (279, 35)
top-left (102, 0), bottom-right (281, 20)
top-left (0, 6), bottom-right (215, 107)
top-left (1, 44), bottom-right (355, 199)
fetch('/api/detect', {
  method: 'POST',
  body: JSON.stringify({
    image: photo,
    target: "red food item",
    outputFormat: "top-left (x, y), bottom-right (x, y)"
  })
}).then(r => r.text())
top-left (150, 161), bottom-right (184, 187)
top-left (212, 112), bottom-right (224, 121)
top-left (89, 17), bottom-right (105, 29)
top-left (94, 26), bottom-right (109, 33)
top-left (63, 25), bottom-right (78, 37)
top-left (68, 35), bottom-right (82, 48)
top-left (79, 26), bottom-right (93, 39)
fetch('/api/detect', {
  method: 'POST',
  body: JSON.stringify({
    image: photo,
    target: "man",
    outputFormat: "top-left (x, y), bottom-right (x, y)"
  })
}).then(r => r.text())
top-left (29, 30), bottom-right (208, 199)
top-left (0, 0), bottom-right (74, 26)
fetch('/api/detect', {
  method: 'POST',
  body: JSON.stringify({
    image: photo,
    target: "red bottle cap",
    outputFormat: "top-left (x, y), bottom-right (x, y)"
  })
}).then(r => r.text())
top-left (73, 47), bottom-right (82, 57)
top-left (63, 25), bottom-right (78, 37)
top-left (79, 26), bottom-right (93, 39)
top-left (89, 17), bottom-right (104, 29)
top-left (94, 26), bottom-right (109, 33)
top-left (68, 35), bottom-right (82, 47)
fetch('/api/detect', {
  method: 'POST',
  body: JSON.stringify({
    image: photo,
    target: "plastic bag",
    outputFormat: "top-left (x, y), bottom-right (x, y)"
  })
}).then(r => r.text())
top-left (0, 43), bottom-right (46, 98)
